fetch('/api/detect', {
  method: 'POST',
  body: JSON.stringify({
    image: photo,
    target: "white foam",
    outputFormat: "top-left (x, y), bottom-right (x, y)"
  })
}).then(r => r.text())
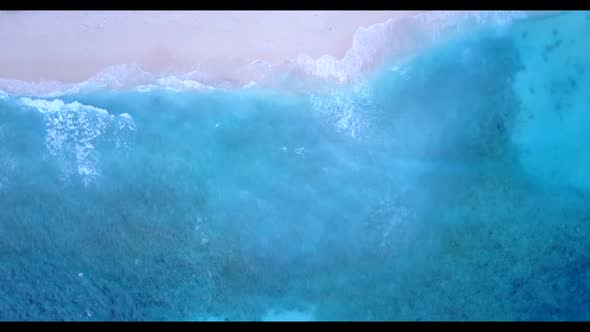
top-left (155, 76), bottom-right (215, 92)
top-left (242, 81), bottom-right (257, 89)
top-left (0, 78), bottom-right (74, 97)
top-left (0, 64), bottom-right (156, 97)
top-left (310, 81), bottom-right (371, 139)
top-left (19, 98), bottom-right (110, 115)
top-left (135, 84), bottom-right (158, 93)
top-left (18, 97), bottom-right (136, 186)
top-left (292, 11), bottom-right (529, 83)
top-left (113, 112), bottom-right (137, 149)
top-left (84, 63), bottom-right (154, 90)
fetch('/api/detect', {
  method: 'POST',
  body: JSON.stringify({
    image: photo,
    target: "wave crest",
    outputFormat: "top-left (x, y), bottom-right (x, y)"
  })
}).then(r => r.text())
top-left (18, 98), bottom-right (136, 186)
top-left (292, 11), bottom-right (530, 82)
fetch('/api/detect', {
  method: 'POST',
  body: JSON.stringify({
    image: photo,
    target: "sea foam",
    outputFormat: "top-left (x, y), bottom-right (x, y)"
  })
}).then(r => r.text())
top-left (18, 97), bottom-right (136, 185)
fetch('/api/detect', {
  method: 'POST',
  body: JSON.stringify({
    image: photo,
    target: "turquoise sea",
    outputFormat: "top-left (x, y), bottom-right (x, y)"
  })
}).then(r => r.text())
top-left (0, 11), bottom-right (589, 320)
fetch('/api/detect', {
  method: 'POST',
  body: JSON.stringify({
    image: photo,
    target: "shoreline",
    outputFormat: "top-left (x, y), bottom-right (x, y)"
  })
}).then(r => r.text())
top-left (0, 11), bottom-right (559, 96)
top-left (0, 11), bottom-right (422, 83)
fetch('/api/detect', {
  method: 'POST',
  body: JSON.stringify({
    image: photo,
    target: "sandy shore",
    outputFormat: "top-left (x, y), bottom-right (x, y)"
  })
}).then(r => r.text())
top-left (0, 11), bottom-right (424, 83)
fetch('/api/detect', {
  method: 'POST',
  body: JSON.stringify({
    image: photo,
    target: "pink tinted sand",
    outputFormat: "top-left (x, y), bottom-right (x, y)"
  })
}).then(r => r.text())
top-left (0, 11), bottom-right (423, 83)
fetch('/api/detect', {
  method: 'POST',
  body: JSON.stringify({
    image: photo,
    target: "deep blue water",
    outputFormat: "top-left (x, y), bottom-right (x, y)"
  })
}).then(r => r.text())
top-left (1, 11), bottom-right (590, 321)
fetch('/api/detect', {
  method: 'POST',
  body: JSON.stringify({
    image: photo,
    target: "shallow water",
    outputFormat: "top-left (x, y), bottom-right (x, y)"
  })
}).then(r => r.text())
top-left (1, 11), bottom-right (589, 321)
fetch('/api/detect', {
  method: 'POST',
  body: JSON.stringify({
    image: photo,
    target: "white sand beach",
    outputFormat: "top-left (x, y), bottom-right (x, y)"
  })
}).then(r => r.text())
top-left (0, 11), bottom-right (423, 83)
top-left (0, 10), bottom-right (561, 92)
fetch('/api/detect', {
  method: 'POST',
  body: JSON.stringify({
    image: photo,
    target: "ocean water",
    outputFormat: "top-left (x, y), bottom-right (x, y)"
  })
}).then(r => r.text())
top-left (1, 11), bottom-right (590, 321)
